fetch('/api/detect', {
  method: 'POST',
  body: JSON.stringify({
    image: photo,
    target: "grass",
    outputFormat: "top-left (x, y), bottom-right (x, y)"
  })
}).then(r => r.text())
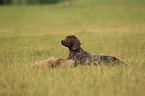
top-left (0, 0), bottom-right (145, 96)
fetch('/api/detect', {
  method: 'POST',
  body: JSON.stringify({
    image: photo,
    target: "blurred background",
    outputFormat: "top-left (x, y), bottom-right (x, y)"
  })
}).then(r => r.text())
top-left (0, 0), bottom-right (144, 54)
top-left (0, 0), bottom-right (65, 5)
top-left (0, 0), bottom-right (144, 6)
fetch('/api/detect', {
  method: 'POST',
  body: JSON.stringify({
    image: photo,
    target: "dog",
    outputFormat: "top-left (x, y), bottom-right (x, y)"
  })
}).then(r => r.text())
top-left (33, 57), bottom-right (75, 68)
top-left (61, 35), bottom-right (127, 65)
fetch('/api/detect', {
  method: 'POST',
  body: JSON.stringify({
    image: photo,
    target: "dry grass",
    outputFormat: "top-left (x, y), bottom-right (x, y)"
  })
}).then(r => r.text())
top-left (0, 0), bottom-right (145, 96)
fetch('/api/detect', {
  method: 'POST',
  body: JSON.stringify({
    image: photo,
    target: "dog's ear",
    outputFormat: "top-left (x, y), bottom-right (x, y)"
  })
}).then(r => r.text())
top-left (72, 37), bottom-right (81, 50)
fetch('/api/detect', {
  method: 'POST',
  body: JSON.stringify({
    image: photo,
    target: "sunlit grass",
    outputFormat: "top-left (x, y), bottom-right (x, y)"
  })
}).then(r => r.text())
top-left (0, 0), bottom-right (145, 96)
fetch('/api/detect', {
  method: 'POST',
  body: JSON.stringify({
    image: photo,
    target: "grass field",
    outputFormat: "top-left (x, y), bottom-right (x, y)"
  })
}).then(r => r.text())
top-left (0, 0), bottom-right (145, 96)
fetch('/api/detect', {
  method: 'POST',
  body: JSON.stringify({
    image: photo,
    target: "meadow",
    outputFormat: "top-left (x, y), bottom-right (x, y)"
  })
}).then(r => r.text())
top-left (0, 0), bottom-right (145, 96)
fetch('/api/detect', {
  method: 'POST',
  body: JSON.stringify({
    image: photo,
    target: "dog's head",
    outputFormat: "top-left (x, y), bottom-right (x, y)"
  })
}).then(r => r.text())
top-left (61, 35), bottom-right (81, 50)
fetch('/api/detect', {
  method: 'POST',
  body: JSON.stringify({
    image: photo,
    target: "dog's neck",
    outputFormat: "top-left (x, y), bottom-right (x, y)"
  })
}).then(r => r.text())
top-left (67, 47), bottom-right (85, 60)
top-left (68, 47), bottom-right (84, 54)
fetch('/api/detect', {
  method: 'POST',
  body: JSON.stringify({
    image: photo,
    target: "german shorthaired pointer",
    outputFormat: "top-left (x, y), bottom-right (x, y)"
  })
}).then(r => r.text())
top-left (61, 35), bottom-right (127, 65)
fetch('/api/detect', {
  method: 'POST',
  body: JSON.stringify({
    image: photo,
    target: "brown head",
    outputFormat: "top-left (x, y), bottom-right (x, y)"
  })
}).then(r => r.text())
top-left (61, 35), bottom-right (81, 50)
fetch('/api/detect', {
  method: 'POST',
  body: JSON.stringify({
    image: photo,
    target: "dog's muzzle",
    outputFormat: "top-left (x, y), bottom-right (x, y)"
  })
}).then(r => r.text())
top-left (61, 40), bottom-right (67, 46)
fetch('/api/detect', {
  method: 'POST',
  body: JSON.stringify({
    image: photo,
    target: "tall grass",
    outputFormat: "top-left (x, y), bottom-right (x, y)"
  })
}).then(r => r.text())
top-left (0, 0), bottom-right (145, 96)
